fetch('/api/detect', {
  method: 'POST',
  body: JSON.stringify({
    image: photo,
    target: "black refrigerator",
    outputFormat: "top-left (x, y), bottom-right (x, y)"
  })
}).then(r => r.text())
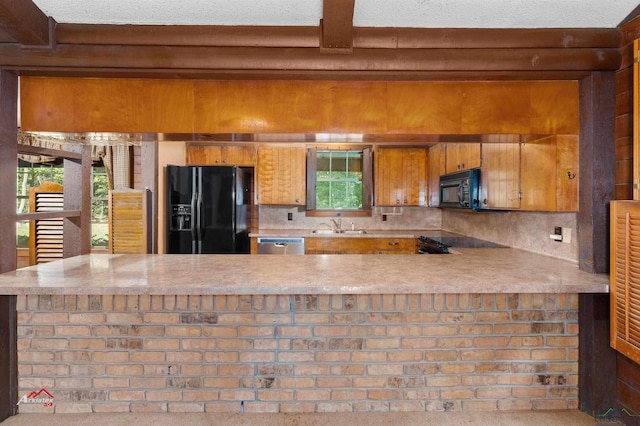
top-left (166, 165), bottom-right (253, 254)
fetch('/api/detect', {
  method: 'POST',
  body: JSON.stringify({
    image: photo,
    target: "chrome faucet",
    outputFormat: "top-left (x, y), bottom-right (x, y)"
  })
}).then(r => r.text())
top-left (331, 218), bottom-right (342, 232)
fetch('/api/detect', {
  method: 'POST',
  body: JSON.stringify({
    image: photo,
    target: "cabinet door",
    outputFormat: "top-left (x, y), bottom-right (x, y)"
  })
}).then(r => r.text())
top-left (305, 238), bottom-right (375, 254)
top-left (480, 143), bottom-right (520, 209)
top-left (186, 144), bottom-right (222, 165)
top-left (520, 141), bottom-right (556, 210)
top-left (222, 145), bottom-right (256, 166)
top-left (374, 238), bottom-right (415, 254)
top-left (186, 144), bottom-right (255, 166)
top-left (463, 145), bottom-right (482, 170)
top-left (428, 144), bottom-right (446, 207)
top-left (445, 143), bottom-right (481, 173)
top-left (445, 143), bottom-right (461, 173)
top-left (257, 145), bottom-right (306, 205)
top-left (402, 148), bottom-right (428, 206)
top-left (375, 148), bottom-right (427, 206)
top-left (375, 148), bottom-right (404, 206)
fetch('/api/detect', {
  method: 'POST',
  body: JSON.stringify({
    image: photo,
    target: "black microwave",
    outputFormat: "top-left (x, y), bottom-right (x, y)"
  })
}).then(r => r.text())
top-left (439, 168), bottom-right (481, 210)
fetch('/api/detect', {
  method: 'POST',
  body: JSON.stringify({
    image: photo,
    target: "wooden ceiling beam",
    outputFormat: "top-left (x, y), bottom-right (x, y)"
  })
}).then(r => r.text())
top-left (14, 68), bottom-right (591, 81)
top-left (52, 24), bottom-right (620, 49)
top-left (0, 0), bottom-right (54, 48)
top-left (0, 44), bottom-right (621, 72)
top-left (320, 0), bottom-right (355, 53)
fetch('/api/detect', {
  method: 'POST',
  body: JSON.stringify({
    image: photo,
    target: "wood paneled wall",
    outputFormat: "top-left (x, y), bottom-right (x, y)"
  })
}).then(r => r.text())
top-left (615, 15), bottom-right (640, 420)
top-left (19, 78), bottom-right (579, 135)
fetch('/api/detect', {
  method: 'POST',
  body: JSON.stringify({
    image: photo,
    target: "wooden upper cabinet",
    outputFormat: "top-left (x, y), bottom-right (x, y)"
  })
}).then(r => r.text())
top-left (186, 143), bottom-right (256, 166)
top-left (479, 143), bottom-right (521, 209)
top-left (445, 143), bottom-right (481, 173)
top-left (428, 144), bottom-right (446, 207)
top-left (375, 148), bottom-right (403, 206)
top-left (257, 145), bottom-right (306, 205)
top-left (375, 147), bottom-right (427, 207)
top-left (519, 135), bottom-right (578, 211)
top-left (520, 140), bottom-right (556, 210)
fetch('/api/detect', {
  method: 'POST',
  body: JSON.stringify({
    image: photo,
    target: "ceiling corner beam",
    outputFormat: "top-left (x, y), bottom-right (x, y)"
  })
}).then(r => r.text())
top-left (0, 0), bottom-right (55, 48)
top-left (320, 0), bottom-right (355, 53)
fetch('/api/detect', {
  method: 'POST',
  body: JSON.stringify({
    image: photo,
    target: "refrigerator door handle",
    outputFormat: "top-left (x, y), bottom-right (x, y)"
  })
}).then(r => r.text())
top-left (196, 167), bottom-right (204, 254)
top-left (191, 168), bottom-right (198, 254)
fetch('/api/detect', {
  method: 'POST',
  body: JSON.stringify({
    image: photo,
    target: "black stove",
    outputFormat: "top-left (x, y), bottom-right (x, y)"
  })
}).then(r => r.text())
top-left (417, 236), bottom-right (450, 254)
top-left (416, 235), bottom-right (507, 254)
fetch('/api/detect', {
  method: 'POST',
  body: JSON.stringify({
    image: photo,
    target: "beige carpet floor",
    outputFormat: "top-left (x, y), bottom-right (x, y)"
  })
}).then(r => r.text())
top-left (0, 410), bottom-right (614, 426)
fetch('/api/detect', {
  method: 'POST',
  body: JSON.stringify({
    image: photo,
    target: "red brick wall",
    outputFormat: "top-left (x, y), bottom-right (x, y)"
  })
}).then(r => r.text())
top-left (17, 293), bottom-right (579, 414)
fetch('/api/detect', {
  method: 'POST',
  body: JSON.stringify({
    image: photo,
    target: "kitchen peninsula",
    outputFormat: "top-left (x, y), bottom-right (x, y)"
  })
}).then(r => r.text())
top-left (0, 250), bottom-right (607, 414)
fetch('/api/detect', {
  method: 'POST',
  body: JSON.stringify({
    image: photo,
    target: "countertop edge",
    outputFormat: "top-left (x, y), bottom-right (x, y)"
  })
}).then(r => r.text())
top-left (0, 252), bottom-right (610, 296)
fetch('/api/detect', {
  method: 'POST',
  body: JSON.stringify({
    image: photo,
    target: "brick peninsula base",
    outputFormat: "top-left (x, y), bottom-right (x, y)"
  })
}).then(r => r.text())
top-left (17, 293), bottom-right (579, 414)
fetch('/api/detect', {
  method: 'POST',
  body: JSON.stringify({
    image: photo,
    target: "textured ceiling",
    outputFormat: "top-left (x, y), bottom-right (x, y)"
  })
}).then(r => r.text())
top-left (31, 0), bottom-right (640, 28)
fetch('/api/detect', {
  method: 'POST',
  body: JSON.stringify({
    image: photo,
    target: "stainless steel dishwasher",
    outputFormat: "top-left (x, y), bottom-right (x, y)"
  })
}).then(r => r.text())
top-left (257, 237), bottom-right (305, 255)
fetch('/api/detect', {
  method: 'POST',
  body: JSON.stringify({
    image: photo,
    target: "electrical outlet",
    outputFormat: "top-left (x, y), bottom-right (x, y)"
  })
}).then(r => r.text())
top-left (287, 212), bottom-right (293, 221)
top-left (550, 226), bottom-right (563, 242)
top-left (562, 227), bottom-right (572, 244)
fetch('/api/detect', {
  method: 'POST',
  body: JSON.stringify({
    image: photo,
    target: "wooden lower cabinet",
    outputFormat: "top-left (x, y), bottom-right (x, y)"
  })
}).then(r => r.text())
top-left (305, 237), bottom-right (416, 255)
top-left (373, 238), bottom-right (416, 254)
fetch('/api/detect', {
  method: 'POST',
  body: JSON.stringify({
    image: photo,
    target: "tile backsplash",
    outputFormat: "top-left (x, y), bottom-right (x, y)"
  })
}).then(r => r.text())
top-left (258, 206), bottom-right (441, 231)
top-left (259, 206), bottom-right (579, 263)
top-left (442, 209), bottom-right (578, 264)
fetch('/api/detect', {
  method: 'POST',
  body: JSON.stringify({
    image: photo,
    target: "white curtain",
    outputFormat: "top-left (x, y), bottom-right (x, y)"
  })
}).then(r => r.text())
top-left (92, 145), bottom-right (132, 190)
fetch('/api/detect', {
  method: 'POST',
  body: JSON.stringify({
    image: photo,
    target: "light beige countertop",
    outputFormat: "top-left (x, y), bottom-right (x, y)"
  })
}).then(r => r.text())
top-left (0, 249), bottom-right (608, 295)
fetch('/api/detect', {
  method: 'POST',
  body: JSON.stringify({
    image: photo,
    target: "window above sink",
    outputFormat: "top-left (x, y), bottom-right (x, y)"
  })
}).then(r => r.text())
top-left (306, 147), bottom-right (373, 218)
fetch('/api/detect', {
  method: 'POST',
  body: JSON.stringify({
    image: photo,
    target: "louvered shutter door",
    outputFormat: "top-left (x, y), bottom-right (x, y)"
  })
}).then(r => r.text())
top-left (108, 189), bottom-right (149, 254)
top-left (610, 200), bottom-right (640, 364)
top-left (29, 182), bottom-right (64, 265)
top-left (33, 193), bottom-right (64, 264)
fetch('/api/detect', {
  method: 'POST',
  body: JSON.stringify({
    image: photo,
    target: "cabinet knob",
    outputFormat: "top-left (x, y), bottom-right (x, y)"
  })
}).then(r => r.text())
top-left (295, 198), bottom-right (300, 203)
top-left (388, 241), bottom-right (399, 246)
top-left (396, 199), bottom-right (400, 204)
top-left (223, 159), bottom-right (227, 163)
top-left (403, 199), bottom-right (408, 204)
top-left (215, 159), bottom-right (220, 163)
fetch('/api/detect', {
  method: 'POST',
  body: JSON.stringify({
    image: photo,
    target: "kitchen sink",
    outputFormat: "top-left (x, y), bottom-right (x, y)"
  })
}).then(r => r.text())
top-left (311, 229), bottom-right (367, 235)
top-left (311, 229), bottom-right (338, 234)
